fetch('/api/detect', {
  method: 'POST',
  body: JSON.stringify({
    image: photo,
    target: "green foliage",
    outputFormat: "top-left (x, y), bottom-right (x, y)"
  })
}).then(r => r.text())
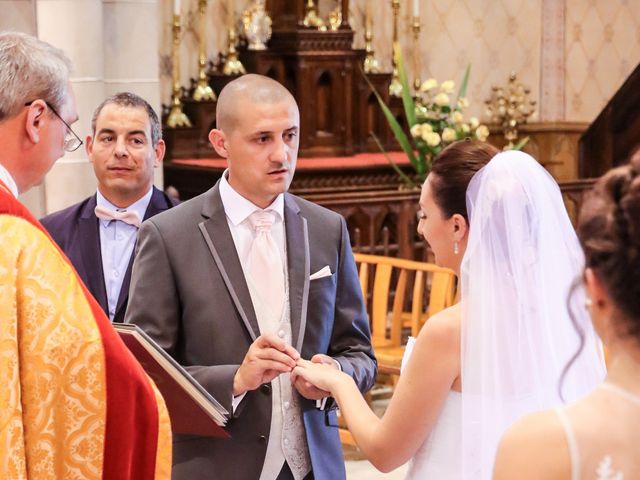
top-left (365, 50), bottom-right (489, 188)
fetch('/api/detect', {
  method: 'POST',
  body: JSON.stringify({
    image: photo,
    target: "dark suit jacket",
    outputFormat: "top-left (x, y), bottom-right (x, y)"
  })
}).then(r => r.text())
top-left (125, 183), bottom-right (377, 480)
top-left (41, 187), bottom-right (178, 323)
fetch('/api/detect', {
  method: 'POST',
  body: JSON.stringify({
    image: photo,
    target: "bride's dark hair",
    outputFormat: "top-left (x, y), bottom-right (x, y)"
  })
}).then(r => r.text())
top-left (429, 139), bottom-right (499, 222)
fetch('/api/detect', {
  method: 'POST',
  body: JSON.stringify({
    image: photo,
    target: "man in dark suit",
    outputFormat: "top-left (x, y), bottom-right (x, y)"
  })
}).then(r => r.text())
top-left (42, 92), bottom-right (178, 323)
top-left (126, 74), bottom-right (377, 480)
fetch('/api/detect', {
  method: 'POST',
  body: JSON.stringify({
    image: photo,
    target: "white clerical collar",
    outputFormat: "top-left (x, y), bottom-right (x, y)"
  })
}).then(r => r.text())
top-left (219, 169), bottom-right (284, 226)
top-left (95, 187), bottom-right (153, 227)
top-left (0, 163), bottom-right (19, 198)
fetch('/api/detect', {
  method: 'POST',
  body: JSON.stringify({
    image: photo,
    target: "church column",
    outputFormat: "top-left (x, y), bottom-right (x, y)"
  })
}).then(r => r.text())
top-left (539, 0), bottom-right (566, 121)
top-left (36, 0), bottom-right (105, 214)
top-left (102, 0), bottom-right (163, 187)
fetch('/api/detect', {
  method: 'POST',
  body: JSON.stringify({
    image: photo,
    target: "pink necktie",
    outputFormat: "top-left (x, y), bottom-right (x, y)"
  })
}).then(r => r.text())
top-left (247, 210), bottom-right (285, 322)
top-left (94, 205), bottom-right (142, 228)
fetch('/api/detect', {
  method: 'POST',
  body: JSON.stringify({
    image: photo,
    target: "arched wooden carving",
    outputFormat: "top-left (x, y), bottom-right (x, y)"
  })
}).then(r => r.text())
top-left (316, 71), bottom-right (332, 134)
top-left (366, 92), bottom-right (379, 137)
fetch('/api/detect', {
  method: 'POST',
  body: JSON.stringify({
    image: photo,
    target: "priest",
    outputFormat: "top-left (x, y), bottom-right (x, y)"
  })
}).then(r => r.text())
top-left (0, 31), bottom-right (171, 479)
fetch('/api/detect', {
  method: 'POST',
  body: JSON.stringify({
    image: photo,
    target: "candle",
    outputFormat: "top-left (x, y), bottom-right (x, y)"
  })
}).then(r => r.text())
top-left (413, 0), bottom-right (419, 17)
top-left (228, 0), bottom-right (234, 29)
top-left (365, 0), bottom-right (371, 30)
top-left (174, 0), bottom-right (180, 16)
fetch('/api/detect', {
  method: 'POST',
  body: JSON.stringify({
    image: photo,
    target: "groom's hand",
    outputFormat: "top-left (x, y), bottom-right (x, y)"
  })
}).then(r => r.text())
top-left (233, 333), bottom-right (300, 396)
top-left (291, 354), bottom-right (335, 400)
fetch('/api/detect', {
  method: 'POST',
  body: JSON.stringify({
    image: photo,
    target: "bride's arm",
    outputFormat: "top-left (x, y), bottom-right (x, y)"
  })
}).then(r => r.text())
top-left (294, 306), bottom-right (460, 472)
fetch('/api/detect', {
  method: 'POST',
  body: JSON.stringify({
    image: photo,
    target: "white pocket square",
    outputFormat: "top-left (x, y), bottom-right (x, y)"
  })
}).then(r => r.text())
top-left (309, 265), bottom-right (332, 280)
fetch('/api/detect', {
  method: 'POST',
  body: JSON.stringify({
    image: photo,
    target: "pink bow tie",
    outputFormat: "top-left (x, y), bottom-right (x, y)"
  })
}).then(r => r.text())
top-left (94, 205), bottom-right (141, 228)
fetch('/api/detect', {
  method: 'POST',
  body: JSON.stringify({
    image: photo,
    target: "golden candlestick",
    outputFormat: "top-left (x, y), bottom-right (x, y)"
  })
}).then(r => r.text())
top-left (363, 9), bottom-right (380, 74)
top-left (303, 0), bottom-right (326, 30)
top-left (485, 72), bottom-right (537, 148)
top-left (193, 0), bottom-right (215, 101)
top-left (389, 0), bottom-right (402, 96)
top-left (222, 4), bottom-right (246, 76)
top-left (166, 14), bottom-right (192, 128)
top-left (411, 16), bottom-right (421, 93)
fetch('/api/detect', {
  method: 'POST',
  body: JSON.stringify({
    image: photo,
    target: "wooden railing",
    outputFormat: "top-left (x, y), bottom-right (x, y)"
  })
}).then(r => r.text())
top-left (307, 179), bottom-right (596, 261)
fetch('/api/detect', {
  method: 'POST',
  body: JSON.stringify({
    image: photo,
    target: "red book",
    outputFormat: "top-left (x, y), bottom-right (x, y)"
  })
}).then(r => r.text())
top-left (114, 323), bottom-right (230, 437)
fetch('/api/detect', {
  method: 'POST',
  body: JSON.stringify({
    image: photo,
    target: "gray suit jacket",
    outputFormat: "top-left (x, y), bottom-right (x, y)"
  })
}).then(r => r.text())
top-left (125, 182), bottom-right (376, 480)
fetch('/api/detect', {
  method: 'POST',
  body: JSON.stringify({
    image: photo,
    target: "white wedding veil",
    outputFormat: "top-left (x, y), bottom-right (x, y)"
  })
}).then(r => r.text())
top-left (459, 151), bottom-right (606, 478)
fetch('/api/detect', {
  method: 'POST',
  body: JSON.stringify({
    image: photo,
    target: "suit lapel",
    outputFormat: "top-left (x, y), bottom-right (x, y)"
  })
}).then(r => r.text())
top-left (78, 195), bottom-right (108, 313)
top-left (114, 187), bottom-right (172, 322)
top-left (284, 194), bottom-right (310, 352)
top-left (199, 185), bottom-right (260, 340)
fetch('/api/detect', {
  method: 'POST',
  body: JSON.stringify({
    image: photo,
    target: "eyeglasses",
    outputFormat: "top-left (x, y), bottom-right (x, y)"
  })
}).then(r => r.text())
top-left (24, 100), bottom-right (83, 152)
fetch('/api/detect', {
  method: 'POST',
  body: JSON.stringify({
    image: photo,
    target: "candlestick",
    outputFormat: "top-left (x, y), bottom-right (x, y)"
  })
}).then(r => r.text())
top-left (303, 0), bottom-right (325, 30)
top-left (166, 14), bottom-right (192, 128)
top-left (193, 0), bottom-right (215, 101)
top-left (389, 0), bottom-right (402, 96)
top-left (363, 3), bottom-right (380, 74)
top-left (222, 22), bottom-right (246, 75)
top-left (412, 16), bottom-right (421, 93)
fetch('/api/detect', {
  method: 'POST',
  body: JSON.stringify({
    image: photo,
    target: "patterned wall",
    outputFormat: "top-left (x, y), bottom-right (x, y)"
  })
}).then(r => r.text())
top-left (565, 0), bottom-right (640, 121)
top-left (159, 0), bottom-right (639, 124)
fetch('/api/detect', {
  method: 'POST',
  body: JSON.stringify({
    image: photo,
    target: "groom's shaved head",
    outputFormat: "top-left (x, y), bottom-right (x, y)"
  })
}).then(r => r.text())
top-left (215, 74), bottom-right (296, 134)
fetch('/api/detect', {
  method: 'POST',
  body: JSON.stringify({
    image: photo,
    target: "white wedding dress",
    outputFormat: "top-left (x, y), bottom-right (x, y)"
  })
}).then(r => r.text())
top-left (401, 337), bottom-right (465, 479)
top-left (397, 152), bottom-right (606, 479)
top-left (405, 390), bottom-right (462, 479)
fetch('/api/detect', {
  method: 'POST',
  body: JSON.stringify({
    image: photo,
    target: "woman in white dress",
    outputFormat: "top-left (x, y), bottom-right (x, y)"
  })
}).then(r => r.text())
top-left (493, 152), bottom-right (640, 480)
top-left (293, 140), bottom-right (606, 478)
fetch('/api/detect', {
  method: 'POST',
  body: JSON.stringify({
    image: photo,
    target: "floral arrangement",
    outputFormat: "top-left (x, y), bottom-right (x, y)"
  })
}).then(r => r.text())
top-left (365, 50), bottom-right (490, 188)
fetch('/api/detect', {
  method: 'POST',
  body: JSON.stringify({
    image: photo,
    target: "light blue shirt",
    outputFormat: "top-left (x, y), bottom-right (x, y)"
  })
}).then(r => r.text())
top-left (96, 188), bottom-right (152, 321)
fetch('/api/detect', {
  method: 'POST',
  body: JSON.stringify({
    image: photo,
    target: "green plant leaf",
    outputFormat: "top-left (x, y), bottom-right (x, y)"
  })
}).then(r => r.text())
top-left (457, 64), bottom-right (471, 101)
top-left (512, 136), bottom-right (530, 150)
top-left (361, 69), bottom-right (420, 170)
top-left (370, 131), bottom-right (417, 188)
top-left (395, 46), bottom-right (417, 127)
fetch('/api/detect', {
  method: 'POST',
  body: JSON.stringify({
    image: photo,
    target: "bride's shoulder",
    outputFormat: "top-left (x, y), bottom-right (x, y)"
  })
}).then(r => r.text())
top-left (414, 304), bottom-right (461, 354)
top-left (421, 303), bottom-right (461, 336)
top-left (493, 410), bottom-right (570, 480)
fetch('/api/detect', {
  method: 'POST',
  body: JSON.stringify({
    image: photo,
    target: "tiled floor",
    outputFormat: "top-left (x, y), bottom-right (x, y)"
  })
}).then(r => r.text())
top-left (345, 459), bottom-right (408, 479)
top-left (342, 442), bottom-right (408, 479)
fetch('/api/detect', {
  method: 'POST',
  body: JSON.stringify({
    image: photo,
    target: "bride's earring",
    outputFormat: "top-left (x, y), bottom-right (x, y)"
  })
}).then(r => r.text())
top-left (454, 241), bottom-right (459, 255)
top-left (585, 297), bottom-right (593, 308)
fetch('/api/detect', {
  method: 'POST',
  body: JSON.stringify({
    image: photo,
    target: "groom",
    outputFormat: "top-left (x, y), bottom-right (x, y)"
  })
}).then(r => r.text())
top-left (126, 74), bottom-right (377, 479)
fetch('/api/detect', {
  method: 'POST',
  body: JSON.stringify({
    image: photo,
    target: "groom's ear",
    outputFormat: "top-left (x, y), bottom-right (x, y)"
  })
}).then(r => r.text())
top-left (451, 213), bottom-right (468, 241)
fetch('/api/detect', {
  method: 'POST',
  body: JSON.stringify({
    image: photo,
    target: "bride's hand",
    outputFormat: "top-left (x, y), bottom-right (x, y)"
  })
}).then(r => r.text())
top-left (292, 358), bottom-right (346, 394)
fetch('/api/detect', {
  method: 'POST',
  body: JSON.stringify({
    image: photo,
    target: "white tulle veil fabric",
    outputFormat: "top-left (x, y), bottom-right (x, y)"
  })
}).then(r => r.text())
top-left (459, 151), bottom-right (606, 478)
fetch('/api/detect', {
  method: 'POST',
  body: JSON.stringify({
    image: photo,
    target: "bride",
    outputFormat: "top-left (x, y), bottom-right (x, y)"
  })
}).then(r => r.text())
top-left (493, 153), bottom-right (640, 479)
top-left (293, 140), bottom-right (606, 478)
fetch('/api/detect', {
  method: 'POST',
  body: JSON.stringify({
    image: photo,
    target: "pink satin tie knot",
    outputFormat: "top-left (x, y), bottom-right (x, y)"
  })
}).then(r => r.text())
top-left (247, 210), bottom-right (285, 322)
top-left (94, 205), bottom-right (141, 228)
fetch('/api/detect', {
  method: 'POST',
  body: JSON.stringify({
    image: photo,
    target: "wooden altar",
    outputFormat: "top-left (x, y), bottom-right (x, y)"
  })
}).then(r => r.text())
top-left (163, 0), bottom-right (400, 161)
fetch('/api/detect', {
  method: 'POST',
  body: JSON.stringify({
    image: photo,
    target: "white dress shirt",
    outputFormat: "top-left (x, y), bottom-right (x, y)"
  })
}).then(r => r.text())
top-left (219, 172), bottom-right (284, 410)
top-left (220, 172), bottom-right (312, 479)
top-left (96, 188), bottom-right (152, 321)
top-left (0, 164), bottom-right (19, 198)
